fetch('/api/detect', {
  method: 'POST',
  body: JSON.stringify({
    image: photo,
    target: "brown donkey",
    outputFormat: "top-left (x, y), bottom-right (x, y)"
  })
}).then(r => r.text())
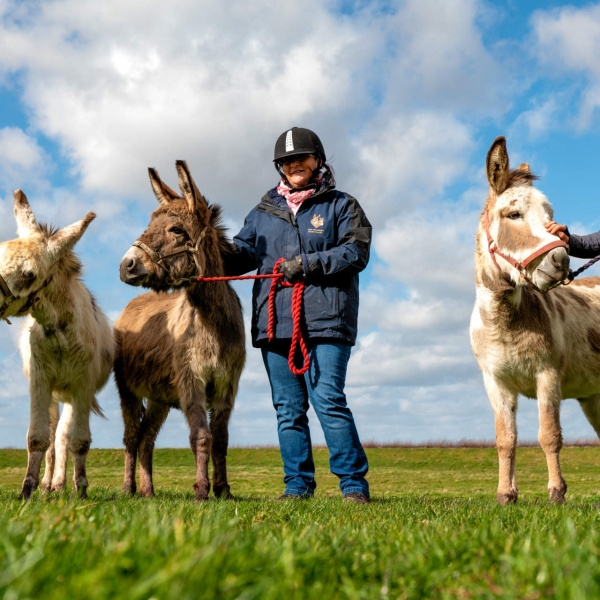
top-left (0, 190), bottom-right (114, 499)
top-left (471, 136), bottom-right (600, 504)
top-left (116, 161), bottom-right (245, 501)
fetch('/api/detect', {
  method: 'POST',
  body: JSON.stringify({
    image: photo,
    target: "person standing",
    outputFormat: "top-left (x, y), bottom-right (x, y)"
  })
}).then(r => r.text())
top-left (226, 127), bottom-right (372, 503)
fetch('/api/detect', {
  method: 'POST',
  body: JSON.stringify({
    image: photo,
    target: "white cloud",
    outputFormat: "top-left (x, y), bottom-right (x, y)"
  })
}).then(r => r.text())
top-left (372, 204), bottom-right (479, 298)
top-left (532, 3), bottom-right (600, 128)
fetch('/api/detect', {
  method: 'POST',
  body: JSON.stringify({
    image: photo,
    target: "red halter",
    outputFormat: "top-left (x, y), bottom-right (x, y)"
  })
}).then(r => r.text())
top-left (484, 211), bottom-right (568, 292)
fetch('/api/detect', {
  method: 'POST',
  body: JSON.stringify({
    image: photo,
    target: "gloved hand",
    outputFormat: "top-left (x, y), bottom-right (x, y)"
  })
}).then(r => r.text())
top-left (279, 255), bottom-right (305, 283)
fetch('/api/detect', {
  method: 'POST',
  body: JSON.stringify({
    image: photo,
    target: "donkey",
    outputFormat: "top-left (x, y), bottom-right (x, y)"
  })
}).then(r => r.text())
top-left (0, 190), bottom-right (113, 499)
top-left (115, 160), bottom-right (245, 501)
top-left (470, 136), bottom-right (600, 504)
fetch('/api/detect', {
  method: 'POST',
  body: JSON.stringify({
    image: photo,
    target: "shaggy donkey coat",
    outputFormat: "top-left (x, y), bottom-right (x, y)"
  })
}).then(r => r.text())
top-left (0, 191), bottom-right (113, 499)
top-left (471, 136), bottom-right (600, 504)
top-left (116, 161), bottom-right (245, 501)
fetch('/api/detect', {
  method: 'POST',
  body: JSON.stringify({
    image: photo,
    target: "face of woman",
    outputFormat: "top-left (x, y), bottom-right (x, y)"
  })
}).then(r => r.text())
top-left (281, 155), bottom-right (320, 188)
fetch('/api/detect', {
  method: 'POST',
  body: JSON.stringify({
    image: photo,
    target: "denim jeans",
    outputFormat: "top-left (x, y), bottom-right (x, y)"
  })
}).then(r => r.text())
top-left (261, 341), bottom-right (369, 497)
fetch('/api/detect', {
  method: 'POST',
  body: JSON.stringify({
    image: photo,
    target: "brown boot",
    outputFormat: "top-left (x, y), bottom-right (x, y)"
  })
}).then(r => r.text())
top-left (343, 492), bottom-right (370, 504)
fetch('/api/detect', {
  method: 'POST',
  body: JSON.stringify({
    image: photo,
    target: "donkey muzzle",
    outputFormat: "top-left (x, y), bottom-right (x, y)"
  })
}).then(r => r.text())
top-left (120, 247), bottom-right (148, 286)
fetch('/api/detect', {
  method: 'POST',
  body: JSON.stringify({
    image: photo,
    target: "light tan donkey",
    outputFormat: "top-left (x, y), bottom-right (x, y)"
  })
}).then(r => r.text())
top-left (0, 190), bottom-right (113, 499)
top-left (116, 160), bottom-right (245, 501)
top-left (471, 136), bottom-right (600, 504)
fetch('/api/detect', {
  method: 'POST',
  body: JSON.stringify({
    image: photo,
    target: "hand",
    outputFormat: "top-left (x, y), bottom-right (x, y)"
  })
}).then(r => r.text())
top-left (546, 220), bottom-right (569, 244)
top-left (279, 256), bottom-right (304, 283)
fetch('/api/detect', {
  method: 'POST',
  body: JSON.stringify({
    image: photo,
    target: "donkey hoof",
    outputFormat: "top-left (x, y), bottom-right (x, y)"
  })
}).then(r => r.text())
top-left (496, 492), bottom-right (518, 505)
top-left (213, 485), bottom-right (234, 500)
top-left (549, 488), bottom-right (566, 504)
top-left (18, 482), bottom-right (35, 500)
top-left (78, 487), bottom-right (88, 500)
top-left (122, 482), bottom-right (137, 496)
top-left (193, 482), bottom-right (210, 502)
top-left (51, 482), bottom-right (66, 493)
top-left (139, 486), bottom-right (155, 498)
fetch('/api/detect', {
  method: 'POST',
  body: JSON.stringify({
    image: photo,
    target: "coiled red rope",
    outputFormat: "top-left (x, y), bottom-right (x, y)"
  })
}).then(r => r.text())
top-left (195, 258), bottom-right (309, 375)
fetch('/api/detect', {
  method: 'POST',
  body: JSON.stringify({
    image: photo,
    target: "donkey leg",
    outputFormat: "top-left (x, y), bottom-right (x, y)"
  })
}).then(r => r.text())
top-left (182, 400), bottom-right (211, 502)
top-left (68, 399), bottom-right (92, 499)
top-left (577, 394), bottom-right (600, 439)
top-left (41, 400), bottom-right (59, 493)
top-left (51, 402), bottom-right (72, 492)
top-left (210, 402), bottom-right (234, 499)
top-left (537, 370), bottom-right (566, 504)
top-left (483, 372), bottom-right (518, 504)
top-left (19, 382), bottom-right (53, 500)
top-left (118, 381), bottom-right (143, 496)
top-left (138, 402), bottom-right (170, 498)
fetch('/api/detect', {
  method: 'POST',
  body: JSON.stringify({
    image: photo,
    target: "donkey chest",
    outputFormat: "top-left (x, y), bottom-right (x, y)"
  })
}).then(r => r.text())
top-left (26, 325), bottom-right (92, 381)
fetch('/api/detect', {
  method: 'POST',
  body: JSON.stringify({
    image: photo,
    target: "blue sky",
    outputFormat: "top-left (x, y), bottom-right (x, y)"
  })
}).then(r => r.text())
top-left (0, 0), bottom-right (599, 448)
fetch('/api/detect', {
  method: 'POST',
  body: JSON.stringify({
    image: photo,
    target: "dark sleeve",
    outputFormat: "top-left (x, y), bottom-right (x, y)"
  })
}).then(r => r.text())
top-left (301, 194), bottom-right (372, 278)
top-left (223, 212), bottom-right (259, 276)
top-left (566, 227), bottom-right (600, 259)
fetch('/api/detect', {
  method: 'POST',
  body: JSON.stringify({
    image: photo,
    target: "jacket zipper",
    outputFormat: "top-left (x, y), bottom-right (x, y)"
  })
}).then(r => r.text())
top-left (290, 214), bottom-right (304, 255)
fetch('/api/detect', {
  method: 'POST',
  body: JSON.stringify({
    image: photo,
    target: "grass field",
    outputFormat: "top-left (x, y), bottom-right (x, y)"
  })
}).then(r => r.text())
top-left (2, 446), bottom-right (600, 599)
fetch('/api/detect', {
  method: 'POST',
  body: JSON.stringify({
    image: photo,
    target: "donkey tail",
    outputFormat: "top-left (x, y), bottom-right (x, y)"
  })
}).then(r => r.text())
top-left (91, 396), bottom-right (107, 420)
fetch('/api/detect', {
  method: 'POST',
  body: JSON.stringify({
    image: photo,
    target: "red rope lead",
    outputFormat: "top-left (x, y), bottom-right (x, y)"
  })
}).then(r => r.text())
top-left (196, 258), bottom-right (310, 376)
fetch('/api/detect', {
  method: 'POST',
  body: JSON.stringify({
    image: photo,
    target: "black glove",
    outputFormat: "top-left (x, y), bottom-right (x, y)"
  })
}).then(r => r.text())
top-left (279, 255), bottom-right (305, 283)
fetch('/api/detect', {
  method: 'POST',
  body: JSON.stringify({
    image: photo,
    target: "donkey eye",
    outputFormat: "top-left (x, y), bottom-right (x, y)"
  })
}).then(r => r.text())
top-left (22, 270), bottom-right (35, 280)
top-left (507, 211), bottom-right (522, 220)
top-left (168, 227), bottom-right (186, 236)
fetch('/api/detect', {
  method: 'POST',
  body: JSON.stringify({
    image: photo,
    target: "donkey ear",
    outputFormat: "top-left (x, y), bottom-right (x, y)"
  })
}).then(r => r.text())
top-left (175, 160), bottom-right (209, 219)
top-left (13, 189), bottom-right (38, 237)
top-left (47, 212), bottom-right (96, 257)
top-left (486, 136), bottom-right (510, 196)
top-left (148, 168), bottom-right (179, 206)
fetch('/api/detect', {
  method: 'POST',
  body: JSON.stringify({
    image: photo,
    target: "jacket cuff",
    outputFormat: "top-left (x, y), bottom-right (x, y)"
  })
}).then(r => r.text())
top-left (301, 253), bottom-right (323, 280)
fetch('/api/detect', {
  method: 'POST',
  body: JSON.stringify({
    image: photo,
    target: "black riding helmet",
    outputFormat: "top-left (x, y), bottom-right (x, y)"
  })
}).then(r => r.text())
top-left (273, 127), bottom-right (326, 164)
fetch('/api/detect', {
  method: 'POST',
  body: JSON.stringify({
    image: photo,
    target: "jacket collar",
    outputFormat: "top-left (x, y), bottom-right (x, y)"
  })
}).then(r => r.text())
top-left (261, 181), bottom-right (335, 211)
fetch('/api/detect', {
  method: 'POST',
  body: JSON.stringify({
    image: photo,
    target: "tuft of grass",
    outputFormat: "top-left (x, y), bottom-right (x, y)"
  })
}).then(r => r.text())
top-left (1, 447), bottom-right (600, 599)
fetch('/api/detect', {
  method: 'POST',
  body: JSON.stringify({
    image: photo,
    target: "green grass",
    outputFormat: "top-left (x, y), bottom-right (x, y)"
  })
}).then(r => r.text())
top-left (2, 447), bottom-right (600, 599)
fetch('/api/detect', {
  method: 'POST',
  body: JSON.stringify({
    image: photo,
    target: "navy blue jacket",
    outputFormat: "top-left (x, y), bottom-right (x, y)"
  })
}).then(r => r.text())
top-left (226, 183), bottom-right (372, 347)
top-left (565, 227), bottom-right (600, 258)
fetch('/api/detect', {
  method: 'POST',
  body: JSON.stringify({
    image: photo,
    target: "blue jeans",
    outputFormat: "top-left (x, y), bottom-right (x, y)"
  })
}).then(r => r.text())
top-left (261, 341), bottom-right (369, 497)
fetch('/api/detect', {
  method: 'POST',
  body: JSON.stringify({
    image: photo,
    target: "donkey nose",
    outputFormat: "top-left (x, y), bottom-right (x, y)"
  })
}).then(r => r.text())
top-left (551, 250), bottom-right (569, 270)
top-left (124, 257), bottom-right (136, 272)
top-left (550, 248), bottom-right (570, 273)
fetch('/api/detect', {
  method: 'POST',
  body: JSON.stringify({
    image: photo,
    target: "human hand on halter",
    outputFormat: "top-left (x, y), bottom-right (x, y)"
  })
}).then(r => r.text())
top-left (546, 220), bottom-right (570, 244)
top-left (279, 256), bottom-right (305, 283)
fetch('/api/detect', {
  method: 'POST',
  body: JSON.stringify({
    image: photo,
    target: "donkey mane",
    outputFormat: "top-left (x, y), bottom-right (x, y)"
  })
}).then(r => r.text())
top-left (37, 222), bottom-right (60, 237)
top-left (208, 203), bottom-right (235, 257)
top-left (508, 167), bottom-right (539, 186)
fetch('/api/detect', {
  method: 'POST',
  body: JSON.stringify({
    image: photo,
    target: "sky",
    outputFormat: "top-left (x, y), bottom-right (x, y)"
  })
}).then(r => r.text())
top-left (0, 0), bottom-right (599, 448)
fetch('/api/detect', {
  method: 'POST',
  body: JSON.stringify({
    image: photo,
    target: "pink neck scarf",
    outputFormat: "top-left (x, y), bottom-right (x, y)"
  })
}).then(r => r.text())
top-left (276, 167), bottom-right (329, 215)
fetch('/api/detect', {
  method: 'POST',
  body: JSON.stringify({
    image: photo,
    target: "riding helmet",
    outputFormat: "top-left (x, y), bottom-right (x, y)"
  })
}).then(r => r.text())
top-left (273, 127), bottom-right (326, 163)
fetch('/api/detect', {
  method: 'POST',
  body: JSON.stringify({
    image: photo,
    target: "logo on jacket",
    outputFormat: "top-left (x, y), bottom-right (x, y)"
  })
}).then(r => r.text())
top-left (311, 214), bottom-right (324, 229)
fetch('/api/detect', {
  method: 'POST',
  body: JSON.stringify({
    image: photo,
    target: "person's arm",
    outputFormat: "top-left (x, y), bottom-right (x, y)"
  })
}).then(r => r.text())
top-left (546, 220), bottom-right (600, 258)
top-left (300, 195), bottom-right (372, 280)
top-left (567, 230), bottom-right (600, 258)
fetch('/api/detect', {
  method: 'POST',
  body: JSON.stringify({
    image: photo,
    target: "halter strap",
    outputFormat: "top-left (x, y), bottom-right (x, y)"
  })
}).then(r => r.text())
top-left (132, 227), bottom-right (209, 283)
top-left (0, 274), bottom-right (53, 324)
